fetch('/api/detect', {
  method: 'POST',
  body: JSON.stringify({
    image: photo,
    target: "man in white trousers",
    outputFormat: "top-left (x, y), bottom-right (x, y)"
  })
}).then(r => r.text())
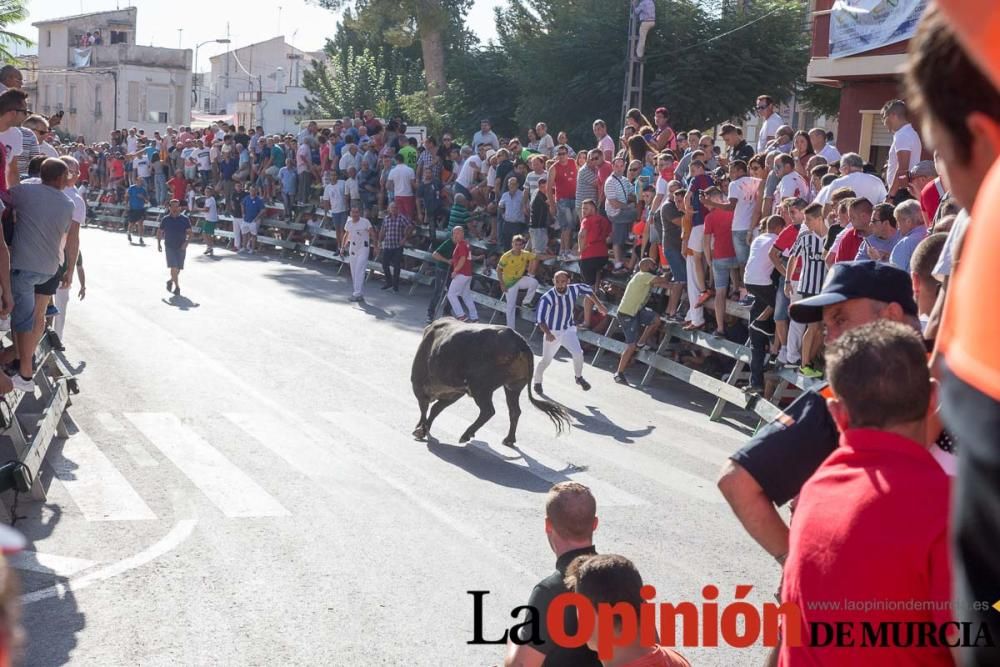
top-left (533, 271), bottom-right (608, 395)
top-left (52, 253), bottom-right (85, 344)
top-left (497, 234), bottom-right (540, 329)
top-left (343, 206), bottom-right (377, 302)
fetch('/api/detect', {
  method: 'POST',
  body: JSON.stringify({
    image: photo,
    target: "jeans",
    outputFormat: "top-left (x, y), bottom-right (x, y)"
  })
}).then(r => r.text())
top-left (747, 283), bottom-right (777, 388)
top-left (297, 170), bottom-right (313, 204)
top-left (11, 269), bottom-right (53, 333)
top-left (155, 173), bottom-right (168, 207)
top-left (381, 246), bottom-right (404, 289)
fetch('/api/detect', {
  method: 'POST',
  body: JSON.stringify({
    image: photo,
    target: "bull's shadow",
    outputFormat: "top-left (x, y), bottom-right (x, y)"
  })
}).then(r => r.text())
top-left (424, 435), bottom-right (582, 493)
top-left (564, 405), bottom-right (655, 444)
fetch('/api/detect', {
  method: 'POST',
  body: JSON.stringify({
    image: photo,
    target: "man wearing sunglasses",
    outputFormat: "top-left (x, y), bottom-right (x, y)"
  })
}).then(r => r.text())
top-left (755, 95), bottom-right (784, 153)
top-left (0, 90), bottom-right (28, 190)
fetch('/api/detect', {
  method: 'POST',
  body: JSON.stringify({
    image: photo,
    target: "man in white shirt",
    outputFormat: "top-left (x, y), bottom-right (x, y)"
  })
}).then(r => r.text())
top-left (195, 140), bottom-right (211, 186)
top-left (593, 119), bottom-right (615, 162)
top-left (321, 169), bottom-right (349, 238)
top-left (881, 99), bottom-right (923, 201)
top-left (0, 89), bottom-right (27, 187)
top-left (755, 95), bottom-right (783, 153)
top-left (535, 122), bottom-right (555, 158)
top-left (126, 128), bottom-right (138, 154)
top-left (455, 145), bottom-right (485, 201)
top-left (703, 159), bottom-right (759, 299)
top-left (774, 154), bottom-right (809, 206)
top-left (387, 152), bottom-right (417, 219)
top-left (809, 127), bottom-right (840, 163)
top-left (339, 141), bottom-right (360, 175)
top-left (472, 119), bottom-right (499, 152)
top-left (814, 152), bottom-right (888, 208)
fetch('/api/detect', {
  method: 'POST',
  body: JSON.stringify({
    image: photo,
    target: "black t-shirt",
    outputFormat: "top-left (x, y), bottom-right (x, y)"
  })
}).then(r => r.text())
top-left (515, 546), bottom-right (602, 666)
top-left (530, 192), bottom-right (550, 229)
top-left (496, 160), bottom-right (514, 189)
top-left (730, 140), bottom-right (755, 164)
top-left (824, 223), bottom-right (843, 252)
top-left (729, 388), bottom-right (839, 506)
top-left (659, 202), bottom-right (683, 251)
top-left (233, 133), bottom-right (251, 148)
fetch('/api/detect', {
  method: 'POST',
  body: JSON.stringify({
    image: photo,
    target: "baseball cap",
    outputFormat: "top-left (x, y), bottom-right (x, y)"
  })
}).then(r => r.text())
top-left (790, 260), bottom-right (918, 323)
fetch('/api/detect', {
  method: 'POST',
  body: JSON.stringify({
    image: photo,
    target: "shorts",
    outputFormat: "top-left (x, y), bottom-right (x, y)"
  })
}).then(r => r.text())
top-left (165, 245), bottom-right (186, 269)
top-left (529, 227), bottom-right (549, 254)
top-left (732, 229), bottom-right (751, 265)
top-left (611, 221), bottom-right (631, 246)
top-left (184, 166), bottom-right (197, 181)
top-left (35, 263), bottom-right (66, 297)
top-left (240, 220), bottom-right (258, 235)
top-left (775, 276), bottom-right (790, 322)
top-left (128, 208), bottom-right (146, 222)
top-left (712, 257), bottom-right (739, 291)
top-left (201, 221), bottom-right (217, 235)
top-left (620, 307), bottom-right (657, 345)
top-left (580, 256), bottom-right (607, 285)
top-left (455, 182), bottom-right (472, 200)
top-left (648, 221), bottom-right (661, 245)
top-left (265, 165), bottom-right (279, 178)
top-left (11, 269), bottom-right (52, 333)
top-left (663, 246), bottom-right (687, 282)
top-left (330, 211), bottom-right (348, 232)
top-left (685, 224), bottom-right (705, 254)
top-left (556, 199), bottom-right (577, 230)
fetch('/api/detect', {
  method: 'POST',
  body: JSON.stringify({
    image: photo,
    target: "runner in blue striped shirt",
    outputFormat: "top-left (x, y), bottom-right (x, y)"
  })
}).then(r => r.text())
top-left (534, 271), bottom-right (608, 394)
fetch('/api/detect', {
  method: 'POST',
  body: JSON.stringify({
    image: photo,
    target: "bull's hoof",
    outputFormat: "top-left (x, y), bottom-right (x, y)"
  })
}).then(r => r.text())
top-left (502, 437), bottom-right (516, 448)
top-left (413, 426), bottom-right (427, 440)
top-left (459, 432), bottom-right (472, 444)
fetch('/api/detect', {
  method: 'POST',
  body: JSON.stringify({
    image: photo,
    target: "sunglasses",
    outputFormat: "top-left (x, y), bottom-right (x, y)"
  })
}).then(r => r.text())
top-left (13, 108), bottom-right (30, 115)
top-left (628, 167), bottom-right (639, 172)
top-left (756, 105), bottom-right (769, 111)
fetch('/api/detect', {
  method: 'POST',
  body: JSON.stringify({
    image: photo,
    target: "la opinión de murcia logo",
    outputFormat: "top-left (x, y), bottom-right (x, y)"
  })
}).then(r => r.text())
top-left (467, 587), bottom-right (997, 659)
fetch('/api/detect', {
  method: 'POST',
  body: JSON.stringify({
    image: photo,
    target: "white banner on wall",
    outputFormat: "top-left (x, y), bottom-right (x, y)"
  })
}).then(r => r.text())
top-left (71, 47), bottom-right (92, 68)
top-left (829, 0), bottom-right (927, 59)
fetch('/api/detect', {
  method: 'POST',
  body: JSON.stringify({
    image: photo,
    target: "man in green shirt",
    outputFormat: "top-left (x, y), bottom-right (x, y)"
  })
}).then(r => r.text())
top-left (399, 138), bottom-right (418, 170)
top-left (615, 257), bottom-right (671, 385)
top-left (448, 193), bottom-right (471, 230)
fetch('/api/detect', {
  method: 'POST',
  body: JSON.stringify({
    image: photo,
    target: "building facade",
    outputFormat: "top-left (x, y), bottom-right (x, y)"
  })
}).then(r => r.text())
top-left (33, 8), bottom-right (192, 142)
top-left (807, 0), bottom-right (926, 167)
top-left (203, 36), bottom-right (323, 134)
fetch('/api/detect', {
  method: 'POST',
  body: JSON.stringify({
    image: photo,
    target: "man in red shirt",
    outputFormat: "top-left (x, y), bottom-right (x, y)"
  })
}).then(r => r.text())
top-left (701, 187), bottom-right (737, 337)
top-left (446, 226), bottom-right (477, 322)
top-left (781, 320), bottom-right (954, 667)
top-left (548, 145), bottom-right (579, 260)
top-left (834, 197), bottom-right (871, 263)
top-left (577, 199), bottom-right (611, 329)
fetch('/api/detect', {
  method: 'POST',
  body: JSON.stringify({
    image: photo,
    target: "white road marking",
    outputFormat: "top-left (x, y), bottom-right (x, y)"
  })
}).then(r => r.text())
top-left (8, 551), bottom-right (98, 577)
top-left (222, 412), bottom-right (341, 477)
top-left (93, 412), bottom-right (159, 467)
top-left (94, 412), bottom-right (125, 432)
top-left (20, 519), bottom-right (197, 606)
top-left (124, 413), bottom-right (289, 519)
top-left (47, 431), bottom-right (157, 521)
top-left (430, 412), bottom-right (648, 507)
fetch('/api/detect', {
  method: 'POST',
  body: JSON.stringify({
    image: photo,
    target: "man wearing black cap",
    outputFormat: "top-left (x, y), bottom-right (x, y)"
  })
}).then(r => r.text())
top-left (718, 261), bottom-right (923, 559)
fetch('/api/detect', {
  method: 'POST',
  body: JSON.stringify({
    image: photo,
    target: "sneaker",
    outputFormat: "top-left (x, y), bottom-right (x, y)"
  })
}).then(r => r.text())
top-left (47, 329), bottom-right (65, 352)
top-left (533, 382), bottom-right (543, 395)
top-left (139, 238), bottom-right (146, 246)
top-left (799, 365), bottom-right (824, 379)
top-left (576, 376), bottom-right (591, 391)
top-left (166, 279), bottom-right (173, 292)
top-left (173, 285), bottom-right (181, 296)
top-left (9, 373), bottom-right (34, 393)
top-left (695, 290), bottom-right (714, 307)
top-left (738, 295), bottom-right (755, 307)
top-left (348, 295), bottom-right (359, 302)
top-left (744, 384), bottom-right (764, 396)
top-left (127, 232), bottom-right (133, 243)
top-left (613, 373), bottom-right (629, 386)
top-left (749, 319), bottom-right (775, 337)
top-left (45, 304), bottom-right (60, 318)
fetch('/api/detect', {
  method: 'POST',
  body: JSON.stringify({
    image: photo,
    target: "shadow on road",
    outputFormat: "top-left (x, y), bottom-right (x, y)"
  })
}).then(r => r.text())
top-left (356, 300), bottom-right (394, 320)
top-left (563, 405), bottom-right (655, 444)
top-left (162, 295), bottom-right (200, 310)
top-left (424, 435), bottom-right (565, 493)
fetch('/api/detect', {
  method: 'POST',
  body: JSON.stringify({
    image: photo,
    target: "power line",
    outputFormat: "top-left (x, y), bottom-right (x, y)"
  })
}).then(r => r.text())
top-left (641, 6), bottom-right (785, 65)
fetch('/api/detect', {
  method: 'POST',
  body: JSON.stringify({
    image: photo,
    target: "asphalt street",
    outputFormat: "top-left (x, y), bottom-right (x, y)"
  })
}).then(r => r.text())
top-left (11, 227), bottom-right (779, 666)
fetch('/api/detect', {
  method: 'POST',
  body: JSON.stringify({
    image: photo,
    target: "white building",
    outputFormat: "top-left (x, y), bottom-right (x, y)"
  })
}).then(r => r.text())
top-left (33, 8), bottom-right (192, 142)
top-left (203, 36), bottom-right (324, 134)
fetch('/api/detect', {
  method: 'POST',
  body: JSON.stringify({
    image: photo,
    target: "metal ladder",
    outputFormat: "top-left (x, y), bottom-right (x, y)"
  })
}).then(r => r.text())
top-left (620, 3), bottom-right (646, 133)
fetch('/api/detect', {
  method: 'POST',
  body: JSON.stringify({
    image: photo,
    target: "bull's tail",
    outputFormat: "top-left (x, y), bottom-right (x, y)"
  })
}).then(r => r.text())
top-left (526, 381), bottom-right (572, 435)
top-left (517, 337), bottom-right (571, 435)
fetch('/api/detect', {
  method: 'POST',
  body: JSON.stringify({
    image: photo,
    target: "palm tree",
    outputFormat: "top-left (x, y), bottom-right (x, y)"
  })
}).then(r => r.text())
top-left (0, 0), bottom-right (32, 63)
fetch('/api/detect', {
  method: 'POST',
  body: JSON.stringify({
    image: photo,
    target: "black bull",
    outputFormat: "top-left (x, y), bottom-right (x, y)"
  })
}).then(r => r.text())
top-left (410, 320), bottom-right (570, 446)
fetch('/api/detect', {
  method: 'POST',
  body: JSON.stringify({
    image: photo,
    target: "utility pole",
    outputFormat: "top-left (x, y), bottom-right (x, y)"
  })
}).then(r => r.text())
top-left (177, 29), bottom-right (183, 49)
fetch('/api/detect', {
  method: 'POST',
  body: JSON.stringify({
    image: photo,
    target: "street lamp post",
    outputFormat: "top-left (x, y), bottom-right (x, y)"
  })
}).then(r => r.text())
top-left (193, 38), bottom-right (231, 108)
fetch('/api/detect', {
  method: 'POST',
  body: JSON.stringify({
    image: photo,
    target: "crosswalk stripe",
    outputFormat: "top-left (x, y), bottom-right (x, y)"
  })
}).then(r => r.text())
top-left (8, 550), bottom-right (98, 577)
top-left (222, 412), bottom-right (341, 478)
top-left (429, 412), bottom-right (649, 507)
top-left (47, 431), bottom-right (157, 521)
top-left (124, 413), bottom-right (289, 519)
top-left (94, 412), bottom-right (159, 467)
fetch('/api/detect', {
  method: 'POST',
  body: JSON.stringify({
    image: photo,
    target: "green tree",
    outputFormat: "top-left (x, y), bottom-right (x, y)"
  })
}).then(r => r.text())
top-left (302, 44), bottom-right (422, 118)
top-left (0, 0), bottom-right (32, 62)
top-left (309, 0), bottom-right (474, 97)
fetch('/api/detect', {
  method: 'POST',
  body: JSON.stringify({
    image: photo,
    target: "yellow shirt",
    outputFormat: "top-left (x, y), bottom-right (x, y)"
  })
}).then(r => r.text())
top-left (498, 250), bottom-right (536, 289)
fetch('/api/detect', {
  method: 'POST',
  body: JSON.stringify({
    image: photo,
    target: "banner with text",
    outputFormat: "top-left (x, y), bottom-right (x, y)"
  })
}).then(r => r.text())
top-left (829, 0), bottom-right (927, 59)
